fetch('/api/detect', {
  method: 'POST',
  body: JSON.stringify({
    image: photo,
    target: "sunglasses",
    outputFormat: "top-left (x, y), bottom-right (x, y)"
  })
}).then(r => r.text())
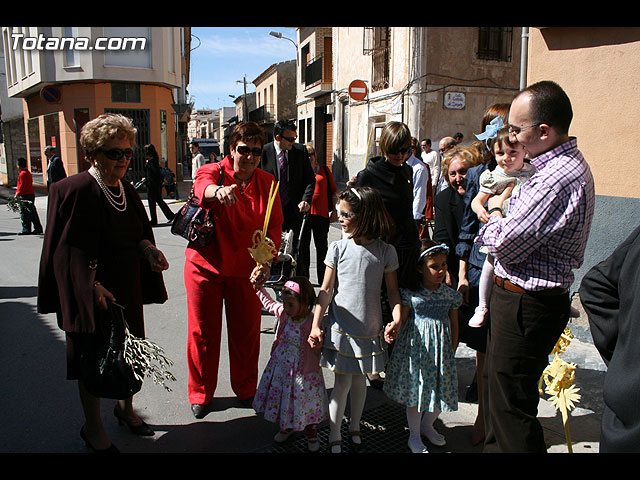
top-left (99, 148), bottom-right (133, 161)
top-left (387, 147), bottom-right (411, 156)
top-left (279, 135), bottom-right (297, 143)
top-left (236, 145), bottom-right (263, 157)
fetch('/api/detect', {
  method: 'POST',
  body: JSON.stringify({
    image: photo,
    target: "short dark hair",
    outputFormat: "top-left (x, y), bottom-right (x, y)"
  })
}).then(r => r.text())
top-left (274, 119), bottom-right (297, 137)
top-left (518, 80), bottom-right (573, 135)
top-left (421, 139), bottom-right (431, 146)
top-left (17, 157), bottom-right (27, 168)
top-left (282, 276), bottom-right (317, 312)
top-left (339, 186), bottom-right (394, 240)
top-left (229, 121), bottom-right (266, 149)
top-left (405, 239), bottom-right (450, 291)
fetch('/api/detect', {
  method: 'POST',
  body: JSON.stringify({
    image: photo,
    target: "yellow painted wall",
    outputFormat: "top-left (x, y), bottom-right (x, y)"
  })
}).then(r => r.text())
top-left (528, 27), bottom-right (640, 199)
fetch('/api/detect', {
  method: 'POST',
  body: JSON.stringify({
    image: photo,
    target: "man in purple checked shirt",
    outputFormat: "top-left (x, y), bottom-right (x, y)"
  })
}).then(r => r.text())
top-left (476, 81), bottom-right (595, 453)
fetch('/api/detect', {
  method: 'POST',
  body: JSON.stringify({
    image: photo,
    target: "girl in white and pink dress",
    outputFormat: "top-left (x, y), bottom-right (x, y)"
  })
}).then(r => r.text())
top-left (251, 276), bottom-right (328, 452)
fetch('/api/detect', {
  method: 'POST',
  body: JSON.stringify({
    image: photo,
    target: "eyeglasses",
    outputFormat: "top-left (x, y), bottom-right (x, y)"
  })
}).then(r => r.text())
top-left (99, 148), bottom-right (133, 161)
top-left (279, 134), bottom-right (297, 143)
top-left (236, 145), bottom-right (263, 157)
top-left (387, 147), bottom-right (411, 156)
top-left (508, 123), bottom-right (541, 136)
top-left (339, 210), bottom-right (356, 219)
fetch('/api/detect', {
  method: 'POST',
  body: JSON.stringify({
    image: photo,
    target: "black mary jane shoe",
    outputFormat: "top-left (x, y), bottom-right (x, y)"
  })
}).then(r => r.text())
top-left (113, 405), bottom-right (155, 436)
top-left (80, 427), bottom-right (120, 453)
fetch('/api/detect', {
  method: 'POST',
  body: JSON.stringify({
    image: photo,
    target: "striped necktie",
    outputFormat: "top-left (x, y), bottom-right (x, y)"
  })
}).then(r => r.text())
top-left (279, 150), bottom-right (289, 206)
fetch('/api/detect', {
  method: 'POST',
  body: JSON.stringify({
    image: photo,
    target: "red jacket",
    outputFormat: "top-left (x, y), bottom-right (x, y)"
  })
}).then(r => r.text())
top-left (186, 156), bottom-right (284, 277)
top-left (16, 169), bottom-right (34, 196)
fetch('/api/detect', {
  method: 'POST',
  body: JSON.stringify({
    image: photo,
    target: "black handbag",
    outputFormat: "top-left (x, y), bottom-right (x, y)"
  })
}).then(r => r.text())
top-left (79, 300), bottom-right (143, 400)
top-left (171, 163), bottom-right (224, 246)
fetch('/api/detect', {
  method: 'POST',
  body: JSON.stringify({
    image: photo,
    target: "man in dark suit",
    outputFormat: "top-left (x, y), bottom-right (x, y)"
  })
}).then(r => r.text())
top-left (260, 119), bottom-right (316, 277)
top-left (45, 145), bottom-right (67, 188)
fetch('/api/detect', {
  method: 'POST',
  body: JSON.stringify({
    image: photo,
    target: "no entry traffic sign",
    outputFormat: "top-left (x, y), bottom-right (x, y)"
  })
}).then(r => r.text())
top-left (348, 79), bottom-right (368, 101)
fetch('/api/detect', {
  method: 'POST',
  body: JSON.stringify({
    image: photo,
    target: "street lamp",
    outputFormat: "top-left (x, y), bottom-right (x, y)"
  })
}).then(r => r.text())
top-left (236, 76), bottom-right (249, 122)
top-left (269, 30), bottom-right (297, 49)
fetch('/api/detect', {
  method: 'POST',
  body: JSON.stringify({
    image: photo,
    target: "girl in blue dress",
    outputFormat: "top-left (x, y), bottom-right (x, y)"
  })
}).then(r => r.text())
top-left (383, 240), bottom-right (462, 453)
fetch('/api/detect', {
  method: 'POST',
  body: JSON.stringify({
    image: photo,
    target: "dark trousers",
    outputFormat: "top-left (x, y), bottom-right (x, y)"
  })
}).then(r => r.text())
top-left (482, 283), bottom-right (570, 453)
top-left (18, 194), bottom-right (43, 233)
top-left (300, 214), bottom-right (330, 284)
top-left (147, 186), bottom-right (175, 224)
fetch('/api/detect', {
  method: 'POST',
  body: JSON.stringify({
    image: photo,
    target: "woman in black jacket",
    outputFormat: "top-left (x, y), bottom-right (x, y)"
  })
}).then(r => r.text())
top-left (354, 122), bottom-right (421, 289)
top-left (143, 144), bottom-right (175, 225)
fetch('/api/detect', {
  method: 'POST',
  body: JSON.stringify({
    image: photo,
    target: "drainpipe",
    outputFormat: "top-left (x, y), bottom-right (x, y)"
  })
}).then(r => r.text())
top-left (520, 27), bottom-right (529, 91)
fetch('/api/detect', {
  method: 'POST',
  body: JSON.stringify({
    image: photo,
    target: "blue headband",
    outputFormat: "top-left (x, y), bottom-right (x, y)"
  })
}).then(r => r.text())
top-left (418, 244), bottom-right (449, 263)
top-left (475, 116), bottom-right (504, 147)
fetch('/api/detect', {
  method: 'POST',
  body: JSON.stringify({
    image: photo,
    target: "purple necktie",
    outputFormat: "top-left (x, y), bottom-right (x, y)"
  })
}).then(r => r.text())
top-left (279, 150), bottom-right (289, 206)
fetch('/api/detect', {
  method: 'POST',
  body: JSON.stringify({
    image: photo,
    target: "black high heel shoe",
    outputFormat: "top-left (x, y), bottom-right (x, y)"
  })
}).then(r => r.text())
top-left (80, 427), bottom-right (119, 453)
top-left (113, 405), bottom-right (155, 436)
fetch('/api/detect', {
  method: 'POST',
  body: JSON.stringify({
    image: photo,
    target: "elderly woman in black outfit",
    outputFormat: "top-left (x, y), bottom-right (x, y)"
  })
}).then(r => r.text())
top-left (38, 113), bottom-right (169, 453)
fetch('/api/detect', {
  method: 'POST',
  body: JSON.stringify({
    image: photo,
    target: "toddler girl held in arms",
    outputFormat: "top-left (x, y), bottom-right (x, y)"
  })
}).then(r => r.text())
top-left (468, 126), bottom-right (536, 328)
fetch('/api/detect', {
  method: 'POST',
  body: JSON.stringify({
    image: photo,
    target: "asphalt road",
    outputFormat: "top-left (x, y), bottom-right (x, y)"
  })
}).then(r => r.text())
top-left (0, 184), bottom-right (607, 454)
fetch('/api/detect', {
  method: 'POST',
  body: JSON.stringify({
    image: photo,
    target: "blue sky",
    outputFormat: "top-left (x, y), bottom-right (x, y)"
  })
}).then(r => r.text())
top-left (188, 27), bottom-right (298, 111)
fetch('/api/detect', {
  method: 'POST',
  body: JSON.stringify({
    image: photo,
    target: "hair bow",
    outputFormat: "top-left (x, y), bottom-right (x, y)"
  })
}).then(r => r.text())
top-left (475, 116), bottom-right (504, 142)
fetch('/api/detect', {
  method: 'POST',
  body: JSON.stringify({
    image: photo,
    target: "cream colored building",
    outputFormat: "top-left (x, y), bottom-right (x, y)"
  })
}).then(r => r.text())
top-left (329, 27), bottom-right (522, 185)
top-left (252, 59), bottom-right (296, 141)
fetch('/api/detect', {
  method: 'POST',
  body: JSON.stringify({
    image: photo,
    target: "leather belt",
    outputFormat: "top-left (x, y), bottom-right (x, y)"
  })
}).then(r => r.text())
top-left (493, 275), bottom-right (567, 296)
top-left (493, 275), bottom-right (526, 293)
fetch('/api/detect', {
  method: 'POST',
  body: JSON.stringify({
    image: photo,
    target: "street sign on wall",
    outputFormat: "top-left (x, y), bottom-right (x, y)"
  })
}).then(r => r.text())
top-left (348, 80), bottom-right (368, 101)
top-left (40, 86), bottom-right (61, 104)
top-left (444, 91), bottom-right (465, 110)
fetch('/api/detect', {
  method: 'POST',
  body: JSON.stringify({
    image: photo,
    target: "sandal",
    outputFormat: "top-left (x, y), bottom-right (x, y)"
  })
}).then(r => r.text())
top-left (327, 440), bottom-right (342, 453)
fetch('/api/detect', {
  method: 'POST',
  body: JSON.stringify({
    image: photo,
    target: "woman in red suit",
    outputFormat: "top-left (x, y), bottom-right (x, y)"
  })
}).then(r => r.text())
top-left (184, 122), bottom-right (283, 418)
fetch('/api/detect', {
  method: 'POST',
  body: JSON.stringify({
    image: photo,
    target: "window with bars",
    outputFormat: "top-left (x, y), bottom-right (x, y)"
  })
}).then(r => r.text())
top-left (363, 27), bottom-right (390, 92)
top-left (477, 27), bottom-right (513, 62)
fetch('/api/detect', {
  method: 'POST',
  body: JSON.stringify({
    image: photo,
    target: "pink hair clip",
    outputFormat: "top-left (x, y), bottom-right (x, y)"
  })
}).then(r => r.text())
top-left (283, 280), bottom-right (301, 294)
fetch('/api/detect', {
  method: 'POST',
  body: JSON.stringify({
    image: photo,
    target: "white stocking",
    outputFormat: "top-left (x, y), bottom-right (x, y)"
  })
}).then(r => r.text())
top-left (328, 373), bottom-right (352, 444)
top-left (477, 255), bottom-right (495, 309)
top-left (348, 375), bottom-right (367, 444)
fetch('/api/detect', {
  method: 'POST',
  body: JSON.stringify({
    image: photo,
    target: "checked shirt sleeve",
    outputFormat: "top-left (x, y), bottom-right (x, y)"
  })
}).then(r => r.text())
top-left (477, 177), bottom-right (561, 266)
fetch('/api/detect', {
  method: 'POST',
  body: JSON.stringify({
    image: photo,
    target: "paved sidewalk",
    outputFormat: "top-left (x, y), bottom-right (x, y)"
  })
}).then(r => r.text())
top-left (0, 183), bottom-right (606, 453)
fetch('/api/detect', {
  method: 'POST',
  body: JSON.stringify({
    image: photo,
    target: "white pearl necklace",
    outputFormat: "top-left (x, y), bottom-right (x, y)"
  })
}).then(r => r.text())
top-left (89, 165), bottom-right (127, 212)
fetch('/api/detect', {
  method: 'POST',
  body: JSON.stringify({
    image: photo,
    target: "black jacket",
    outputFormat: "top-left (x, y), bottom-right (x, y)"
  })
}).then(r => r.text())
top-left (579, 224), bottom-right (640, 453)
top-left (354, 156), bottom-right (419, 250)
top-left (260, 142), bottom-right (315, 207)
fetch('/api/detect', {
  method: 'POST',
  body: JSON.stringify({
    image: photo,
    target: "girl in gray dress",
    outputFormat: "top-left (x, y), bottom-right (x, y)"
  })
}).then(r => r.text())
top-left (308, 186), bottom-right (402, 453)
